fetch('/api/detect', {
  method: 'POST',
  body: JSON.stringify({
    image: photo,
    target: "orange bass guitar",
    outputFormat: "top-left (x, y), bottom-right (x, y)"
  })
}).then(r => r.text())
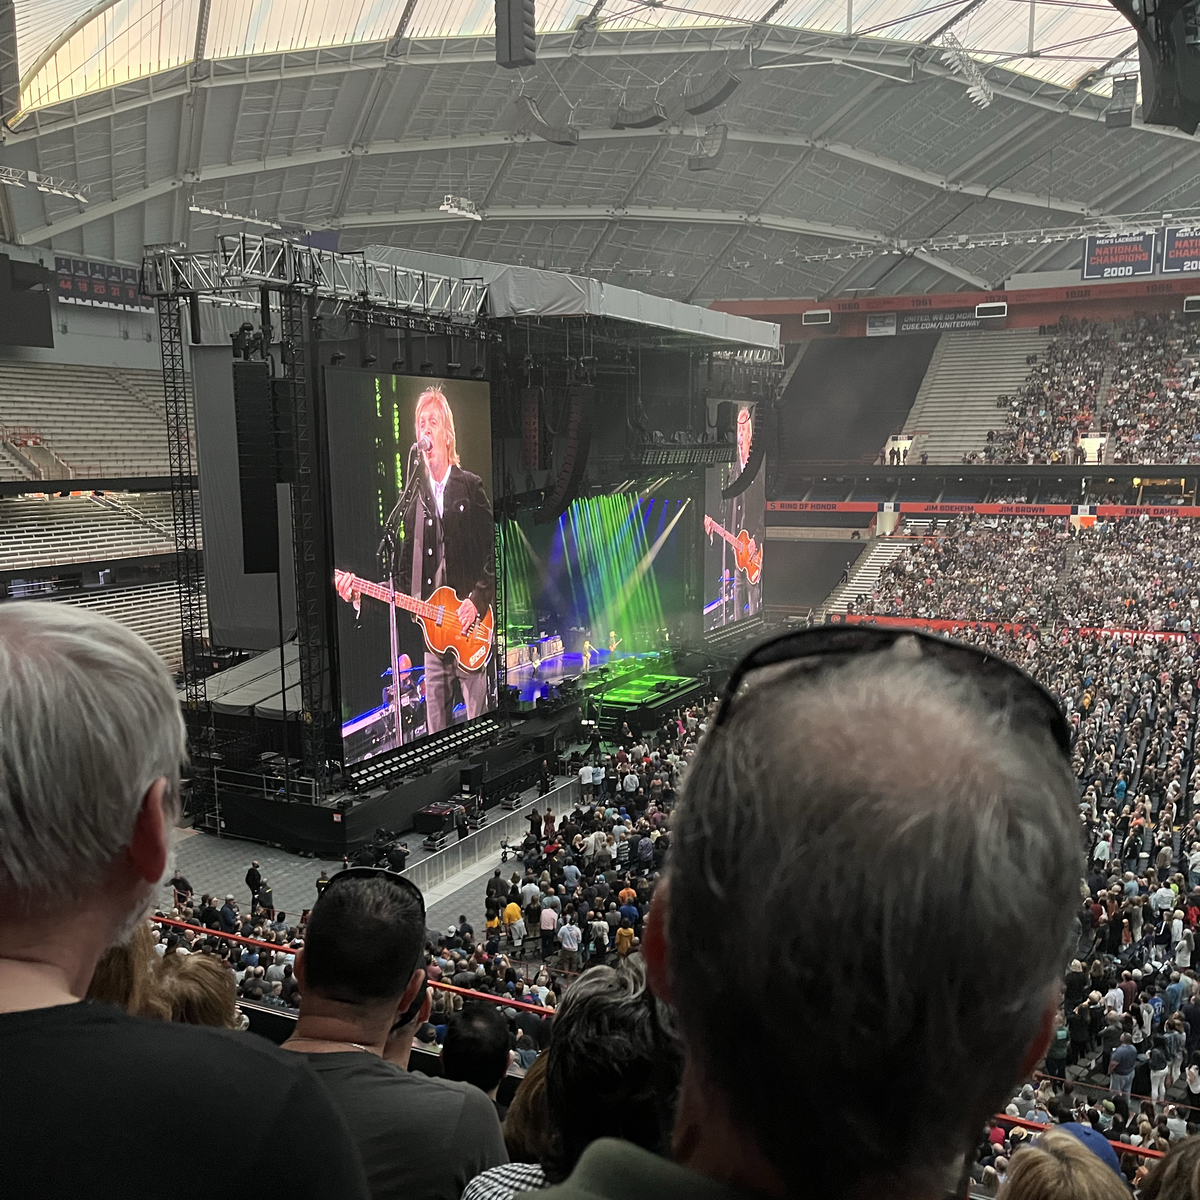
top-left (333, 570), bottom-right (494, 672)
top-left (703, 516), bottom-right (763, 585)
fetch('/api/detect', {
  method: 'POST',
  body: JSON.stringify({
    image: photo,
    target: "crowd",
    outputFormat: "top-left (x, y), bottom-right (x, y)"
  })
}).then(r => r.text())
top-left (986, 313), bottom-right (1200, 466)
top-left (855, 515), bottom-right (1200, 633)
top-left (24, 599), bottom-right (1200, 1200)
top-left (1107, 315), bottom-right (1200, 465)
top-left (993, 317), bottom-right (1110, 464)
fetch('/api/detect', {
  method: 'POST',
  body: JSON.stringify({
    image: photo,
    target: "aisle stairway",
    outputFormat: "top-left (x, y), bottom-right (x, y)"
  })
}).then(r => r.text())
top-left (904, 329), bottom-right (1050, 464)
top-left (816, 538), bottom-right (908, 619)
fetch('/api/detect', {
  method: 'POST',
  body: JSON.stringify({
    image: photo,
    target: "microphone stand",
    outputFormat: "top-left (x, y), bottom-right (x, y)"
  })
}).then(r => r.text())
top-left (378, 441), bottom-right (425, 751)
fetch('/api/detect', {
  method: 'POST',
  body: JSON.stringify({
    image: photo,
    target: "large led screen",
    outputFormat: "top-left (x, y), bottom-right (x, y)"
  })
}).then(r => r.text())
top-left (326, 370), bottom-right (497, 766)
top-left (703, 402), bottom-right (764, 633)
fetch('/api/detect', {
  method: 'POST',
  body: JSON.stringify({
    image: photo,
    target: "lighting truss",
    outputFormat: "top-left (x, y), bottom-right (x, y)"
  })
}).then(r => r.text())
top-left (439, 193), bottom-right (483, 221)
top-left (0, 164), bottom-right (89, 203)
top-left (633, 443), bottom-right (736, 468)
top-left (939, 32), bottom-right (993, 108)
top-left (142, 233), bottom-right (487, 322)
top-left (347, 716), bottom-right (502, 789)
top-left (188, 202), bottom-right (283, 229)
top-left (780, 206), bottom-right (1200, 267)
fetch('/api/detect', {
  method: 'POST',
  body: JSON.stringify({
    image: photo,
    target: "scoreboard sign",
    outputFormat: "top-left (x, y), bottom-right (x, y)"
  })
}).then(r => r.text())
top-left (1081, 233), bottom-right (1157, 280)
top-left (1161, 227), bottom-right (1200, 274)
top-left (54, 256), bottom-right (150, 309)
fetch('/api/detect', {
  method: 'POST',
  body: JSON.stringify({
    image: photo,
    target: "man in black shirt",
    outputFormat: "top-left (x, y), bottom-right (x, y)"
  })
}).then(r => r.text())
top-left (0, 602), bottom-right (369, 1200)
top-left (245, 860), bottom-right (262, 907)
top-left (283, 870), bottom-right (507, 1199)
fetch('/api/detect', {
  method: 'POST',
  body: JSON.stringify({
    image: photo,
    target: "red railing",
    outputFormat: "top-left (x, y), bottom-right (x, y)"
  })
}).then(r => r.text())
top-left (154, 915), bottom-right (556, 1015)
top-left (1002, 1114), bottom-right (1164, 1160)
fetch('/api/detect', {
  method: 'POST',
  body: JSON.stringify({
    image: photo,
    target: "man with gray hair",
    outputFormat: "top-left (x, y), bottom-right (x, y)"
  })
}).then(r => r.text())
top-left (540, 627), bottom-right (1082, 1200)
top-left (0, 602), bottom-right (369, 1199)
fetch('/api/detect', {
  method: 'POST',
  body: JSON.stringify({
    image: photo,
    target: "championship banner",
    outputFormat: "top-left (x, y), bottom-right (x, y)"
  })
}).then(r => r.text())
top-left (1081, 233), bottom-right (1156, 281)
top-left (767, 501), bottom-right (1200, 518)
top-left (1161, 227), bottom-right (1200, 274)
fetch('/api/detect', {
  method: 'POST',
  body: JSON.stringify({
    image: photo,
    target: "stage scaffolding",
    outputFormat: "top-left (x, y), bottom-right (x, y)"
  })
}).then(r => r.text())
top-left (142, 235), bottom-right (491, 803)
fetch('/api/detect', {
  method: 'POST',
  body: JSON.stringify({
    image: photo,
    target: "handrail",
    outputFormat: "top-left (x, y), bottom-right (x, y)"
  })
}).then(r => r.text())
top-left (1001, 1114), bottom-right (1164, 1160)
top-left (154, 915), bottom-right (556, 1016)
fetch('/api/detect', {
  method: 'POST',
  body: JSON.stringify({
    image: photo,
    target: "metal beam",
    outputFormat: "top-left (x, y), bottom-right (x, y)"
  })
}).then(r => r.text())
top-left (4, 27), bottom-right (1169, 148)
top-left (327, 204), bottom-right (887, 244)
top-left (15, 121), bottom-right (1100, 244)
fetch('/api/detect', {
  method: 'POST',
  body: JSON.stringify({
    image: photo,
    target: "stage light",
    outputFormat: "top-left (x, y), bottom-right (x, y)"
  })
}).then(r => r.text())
top-left (362, 354), bottom-right (377, 367)
top-left (420, 360), bottom-right (434, 374)
top-left (331, 351), bottom-right (346, 365)
top-left (438, 194), bottom-right (483, 221)
top-left (391, 358), bottom-right (405, 372)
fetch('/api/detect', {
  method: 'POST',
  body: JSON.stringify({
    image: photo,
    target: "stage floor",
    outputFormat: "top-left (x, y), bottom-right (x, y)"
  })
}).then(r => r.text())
top-left (509, 648), bottom-right (649, 702)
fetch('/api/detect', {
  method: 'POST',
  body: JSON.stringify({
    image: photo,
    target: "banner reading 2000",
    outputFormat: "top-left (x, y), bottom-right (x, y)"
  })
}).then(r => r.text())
top-left (326, 370), bottom-right (497, 767)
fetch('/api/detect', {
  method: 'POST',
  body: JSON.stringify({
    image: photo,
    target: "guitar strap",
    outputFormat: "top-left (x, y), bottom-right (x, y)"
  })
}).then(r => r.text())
top-left (410, 493), bottom-right (425, 602)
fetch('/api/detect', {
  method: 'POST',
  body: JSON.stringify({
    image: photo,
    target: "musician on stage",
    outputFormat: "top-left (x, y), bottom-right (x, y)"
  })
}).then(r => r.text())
top-left (337, 385), bottom-right (495, 734)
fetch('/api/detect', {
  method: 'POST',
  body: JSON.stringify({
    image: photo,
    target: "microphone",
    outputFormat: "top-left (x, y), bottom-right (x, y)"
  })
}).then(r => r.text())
top-left (416, 435), bottom-right (432, 453)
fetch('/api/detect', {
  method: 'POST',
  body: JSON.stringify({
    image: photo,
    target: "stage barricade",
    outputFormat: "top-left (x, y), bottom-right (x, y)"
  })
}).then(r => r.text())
top-left (401, 777), bottom-right (580, 897)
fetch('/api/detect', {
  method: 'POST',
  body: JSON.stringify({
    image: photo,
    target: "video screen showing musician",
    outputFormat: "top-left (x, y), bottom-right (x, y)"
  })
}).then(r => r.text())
top-left (703, 403), bottom-right (765, 632)
top-left (328, 373), bottom-right (497, 765)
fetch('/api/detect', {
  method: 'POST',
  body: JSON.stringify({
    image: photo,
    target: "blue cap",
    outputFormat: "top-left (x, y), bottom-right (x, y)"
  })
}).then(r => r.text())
top-left (1058, 1123), bottom-right (1123, 1178)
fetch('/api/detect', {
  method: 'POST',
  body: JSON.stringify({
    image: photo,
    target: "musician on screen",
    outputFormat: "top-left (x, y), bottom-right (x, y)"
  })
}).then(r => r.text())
top-left (704, 403), bottom-right (763, 629)
top-left (335, 385), bottom-right (495, 734)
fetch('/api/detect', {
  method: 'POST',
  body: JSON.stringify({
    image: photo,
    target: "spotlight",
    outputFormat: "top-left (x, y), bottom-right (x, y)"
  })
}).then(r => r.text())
top-left (331, 351), bottom-right (346, 365)
top-left (420, 360), bottom-right (434, 374)
top-left (392, 358), bottom-right (405, 372)
top-left (362, 354), bottom-right (377, 367)
top-left (471, 364), bottom-right (486, 378)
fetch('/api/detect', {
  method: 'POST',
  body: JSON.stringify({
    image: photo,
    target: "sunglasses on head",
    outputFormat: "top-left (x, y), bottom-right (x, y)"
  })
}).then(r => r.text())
top-left (714, 625), bottom-right (1071, 760)
top-left (319, 865), bottom-right (428, 926)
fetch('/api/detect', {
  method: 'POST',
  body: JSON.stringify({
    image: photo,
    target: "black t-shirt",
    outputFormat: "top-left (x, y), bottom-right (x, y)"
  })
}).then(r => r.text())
top-left (1, 1002), bottom-right (369, 1199)
top-left (298, 1051), bottom-right (507, 1200)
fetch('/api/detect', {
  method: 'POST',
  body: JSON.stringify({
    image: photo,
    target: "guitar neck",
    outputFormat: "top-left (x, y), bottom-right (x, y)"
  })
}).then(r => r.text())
top-left (711, 522), bottom-right (739, 549)
top-left (352, 577), bottom-right (440, 621)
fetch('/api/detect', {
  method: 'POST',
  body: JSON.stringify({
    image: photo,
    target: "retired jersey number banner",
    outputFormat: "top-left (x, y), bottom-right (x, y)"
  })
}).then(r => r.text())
top-left (1081, 233), bottom-right (1156, 281)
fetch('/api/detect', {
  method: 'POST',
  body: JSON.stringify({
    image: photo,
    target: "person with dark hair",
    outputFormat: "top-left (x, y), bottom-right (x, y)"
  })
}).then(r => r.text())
top-left (442, 1003), bottom-right (513, 1119)
top-left (283, 870), bottom-right (507, 1199)
top-left (464, 959), bottom-right (681, 1200)
top-left (541, 630), bottom-right (1083, 1200)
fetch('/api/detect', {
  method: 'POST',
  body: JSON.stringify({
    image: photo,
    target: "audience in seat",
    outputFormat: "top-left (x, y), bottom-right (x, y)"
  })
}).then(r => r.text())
top-left (0, 602), bottom-right (369, 1200)
top-left (282, 870), bottom-right (508, 1200)
top-left (1000, 1126), bottom-right (1129, 1200)
top-left (539, 630), bottom-right (1081, 1200)
top-left (465, 957), bottom-right (683, 1200)
top-left (443, 1003), bottom-right (516, 1121)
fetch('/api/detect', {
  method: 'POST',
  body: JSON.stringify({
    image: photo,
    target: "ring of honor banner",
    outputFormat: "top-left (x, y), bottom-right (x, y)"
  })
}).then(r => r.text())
top-left (1082, 233), bottom-right (1157, 281)
top-left (55, 256), bottom-right (150, 309)
top-left (768, 501), bottom-right (1200, 518)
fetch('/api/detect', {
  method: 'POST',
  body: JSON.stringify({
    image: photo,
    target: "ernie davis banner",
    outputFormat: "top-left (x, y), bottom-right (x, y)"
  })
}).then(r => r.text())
top-left (1082, 232), bottom-right (1157, 281)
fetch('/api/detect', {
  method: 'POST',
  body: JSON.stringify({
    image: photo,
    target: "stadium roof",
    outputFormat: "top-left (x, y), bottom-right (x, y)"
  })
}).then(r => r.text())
top-left (0, 0), bottom-right (1191, 304)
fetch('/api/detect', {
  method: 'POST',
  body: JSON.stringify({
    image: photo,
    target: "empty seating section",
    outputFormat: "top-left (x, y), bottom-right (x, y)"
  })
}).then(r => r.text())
top-left (903, 329), bottom-right (1049, 464)
top-left (0, 496), bottom-right (175, 570)
top-left (0, 362), bottom-right (188, 477)
top-left (55, 582), bottom-right (200, 671)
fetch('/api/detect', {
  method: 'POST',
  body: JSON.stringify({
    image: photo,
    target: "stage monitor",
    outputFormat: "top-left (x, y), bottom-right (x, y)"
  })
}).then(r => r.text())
top-left (325, 370), bottom-right (497, 767)
top-left (702, 402), bottom-right (764, 633)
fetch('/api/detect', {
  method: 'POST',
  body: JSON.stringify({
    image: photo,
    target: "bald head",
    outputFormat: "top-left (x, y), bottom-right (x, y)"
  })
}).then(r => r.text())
top-left (663, 648), bottom-right (1081, 1197)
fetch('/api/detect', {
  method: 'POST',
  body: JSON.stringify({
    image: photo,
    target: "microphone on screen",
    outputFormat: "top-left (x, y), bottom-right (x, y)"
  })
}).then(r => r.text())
top-left (416, 435), bottom-right (433, 453)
